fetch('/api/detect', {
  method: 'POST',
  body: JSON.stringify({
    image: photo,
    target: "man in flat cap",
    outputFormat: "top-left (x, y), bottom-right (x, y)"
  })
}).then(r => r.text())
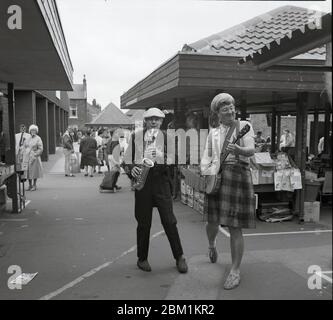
top-left (122, 107), bottom-right (188, 273)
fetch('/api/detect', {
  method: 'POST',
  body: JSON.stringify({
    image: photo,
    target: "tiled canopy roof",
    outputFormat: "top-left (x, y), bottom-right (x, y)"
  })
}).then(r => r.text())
top-left (182, 5), bottom-right (326, 59)
top-left (90, 102), bottom-right (132, 125)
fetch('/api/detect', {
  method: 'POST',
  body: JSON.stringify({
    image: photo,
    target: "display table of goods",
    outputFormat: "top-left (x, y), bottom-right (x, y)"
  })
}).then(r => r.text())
top-left (180, 166), bottom-right (206, 214)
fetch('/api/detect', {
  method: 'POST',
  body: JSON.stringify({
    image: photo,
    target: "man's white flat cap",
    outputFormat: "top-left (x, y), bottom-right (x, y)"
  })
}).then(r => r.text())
top-left (143, 107), bottom-right (165, 119)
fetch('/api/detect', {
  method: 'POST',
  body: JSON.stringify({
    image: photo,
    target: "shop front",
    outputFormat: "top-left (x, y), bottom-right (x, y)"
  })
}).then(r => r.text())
top-left (0, 0), bottom-right (73, 213)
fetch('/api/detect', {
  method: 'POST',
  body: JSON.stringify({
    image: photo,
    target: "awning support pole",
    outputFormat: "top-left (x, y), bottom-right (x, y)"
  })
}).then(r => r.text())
top-left (295, 92), bottom-right (308, 222)
top-left (313, 100), bottom-right (319, 156)
top-left (7, 83), bottom-right (19, 213)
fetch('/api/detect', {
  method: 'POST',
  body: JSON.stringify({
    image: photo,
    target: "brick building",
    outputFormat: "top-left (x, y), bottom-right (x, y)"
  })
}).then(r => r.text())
top-left (68, 76), bottom-right (101, 129)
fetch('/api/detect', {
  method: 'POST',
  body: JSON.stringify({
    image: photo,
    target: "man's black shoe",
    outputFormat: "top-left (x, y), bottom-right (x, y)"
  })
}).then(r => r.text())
top-left (137, 260), bottom-right (152, 272)
top-left (176, 256), bottom-right (188, 273)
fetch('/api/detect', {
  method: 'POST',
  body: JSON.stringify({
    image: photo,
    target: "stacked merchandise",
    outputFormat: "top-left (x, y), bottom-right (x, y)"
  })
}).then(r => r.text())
top-left (180, 166), bottom-right (206, 215)
top-left (0, 164), bottom-right (15, 185)
top-left (302, 170), bottom-right (322, 222)
top-left (250, 152), bottom-right (302, 192)
top-left (250, 152), bottom-right (276, 185)
top-left (187, 184), bottom-right (194, 208)
top-left (193, 191), bottom-right (205, 214)
top-left (180, 179), bottom-right (187, 205)
top-left (258, 202), bottom-right (293, 222)
top-left (0, 184), bottom-right (7, 213)
top-left (273, 153), bottom-right (302, 192)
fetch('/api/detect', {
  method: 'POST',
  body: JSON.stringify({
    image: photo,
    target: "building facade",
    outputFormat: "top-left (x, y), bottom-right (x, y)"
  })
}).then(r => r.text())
top-left (0, 89), bottom-right (70, 162)
top-left (68, 76), bottom-right (101, 129)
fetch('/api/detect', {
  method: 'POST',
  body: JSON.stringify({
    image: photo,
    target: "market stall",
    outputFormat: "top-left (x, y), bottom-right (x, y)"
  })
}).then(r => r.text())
top-left (121, 5), bottom-right (332, 222)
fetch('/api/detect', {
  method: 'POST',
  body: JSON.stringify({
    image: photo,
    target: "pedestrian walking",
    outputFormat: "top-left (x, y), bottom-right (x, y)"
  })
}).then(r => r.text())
top-left (201, 93), bottom-right (256, 290)
top-left (80, 129), bottom-right (98, 177)
top-left (25, 124), bottom-right (43, 191)
top-left (104, 130), bottom-right (122, 192)
top-left (122, 107), bottom-right (188, 274)
top-left (101, 129), bottom-right (111, 172)
top-left (95, 129), bottom-right (105, 174)
top-left (15, 124), bottom-right (31, 173)
top-left (63, 127), bottom-right (76, 177)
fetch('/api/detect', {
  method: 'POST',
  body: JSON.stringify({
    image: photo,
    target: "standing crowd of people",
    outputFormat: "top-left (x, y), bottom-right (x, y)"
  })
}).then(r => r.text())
top-left (61, 127), bottom-right (129, 192)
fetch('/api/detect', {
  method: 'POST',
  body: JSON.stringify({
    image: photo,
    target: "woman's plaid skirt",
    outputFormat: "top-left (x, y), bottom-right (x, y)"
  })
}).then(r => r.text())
top-left (204, 162), bottom-right (256, 229)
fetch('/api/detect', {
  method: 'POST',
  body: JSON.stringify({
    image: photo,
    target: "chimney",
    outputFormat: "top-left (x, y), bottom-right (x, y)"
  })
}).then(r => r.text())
top-left (92, 99), bottom-right (96, 106)
top-left (83, 74), bottom-right (87, 89)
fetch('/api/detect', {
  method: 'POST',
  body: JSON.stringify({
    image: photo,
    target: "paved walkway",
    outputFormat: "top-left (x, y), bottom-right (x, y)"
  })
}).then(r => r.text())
top-left (0, 148), bottom-right (331, 300)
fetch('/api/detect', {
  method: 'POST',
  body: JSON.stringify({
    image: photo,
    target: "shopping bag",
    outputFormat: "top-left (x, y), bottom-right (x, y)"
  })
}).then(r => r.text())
top-left (274, 171), bottom-right (283, 191)
top-left (281, 169), bottom-right (293, 191)
top-left (100, 170), bottom-right (120, 190)
top-left (290, 168), bottom-right (302, 190)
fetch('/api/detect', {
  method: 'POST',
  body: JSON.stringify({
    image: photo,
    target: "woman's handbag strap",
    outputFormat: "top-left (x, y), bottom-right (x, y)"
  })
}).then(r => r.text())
top-left (218, 121), bottom-right (237, 174)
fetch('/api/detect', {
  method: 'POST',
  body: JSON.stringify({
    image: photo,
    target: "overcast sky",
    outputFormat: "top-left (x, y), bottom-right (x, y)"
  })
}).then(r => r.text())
top-left (57, 0), bottom-right (332, 110)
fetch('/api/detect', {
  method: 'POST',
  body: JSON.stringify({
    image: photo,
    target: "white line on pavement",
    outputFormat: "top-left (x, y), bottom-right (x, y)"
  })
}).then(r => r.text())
top-left (0, 219), bottom-right (28, 222)
top-left (219, 227), bottom-right (332, 237)
top-left (243, 230), bottom-right (332, 236)
top-left (39, 230), bottom-right (165, 300)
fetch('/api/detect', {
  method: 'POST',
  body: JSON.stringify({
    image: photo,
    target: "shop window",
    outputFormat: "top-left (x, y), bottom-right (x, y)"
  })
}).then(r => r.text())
top-left (69, 105), bottom-right (78, 119)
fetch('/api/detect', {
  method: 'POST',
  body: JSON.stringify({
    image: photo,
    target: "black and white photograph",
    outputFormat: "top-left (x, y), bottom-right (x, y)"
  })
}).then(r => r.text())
top-left (0, 0), bottom-right (332, 306)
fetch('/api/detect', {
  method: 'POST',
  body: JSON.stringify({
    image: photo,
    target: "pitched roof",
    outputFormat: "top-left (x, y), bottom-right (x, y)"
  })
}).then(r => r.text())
top-left (182, 5), bottom-right (326, 60)
top-left (68, 84), bottom-right (87, 100)
top-left (90, 102), bottom-right (132, 125)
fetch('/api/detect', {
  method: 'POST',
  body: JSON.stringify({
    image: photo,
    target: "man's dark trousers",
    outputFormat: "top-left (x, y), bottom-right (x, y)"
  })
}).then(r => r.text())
top-left (134, 167), bottom-right (184, 261)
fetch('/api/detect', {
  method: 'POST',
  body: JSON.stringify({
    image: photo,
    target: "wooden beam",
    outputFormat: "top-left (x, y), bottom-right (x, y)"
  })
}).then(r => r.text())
top-left (295, 92), bottom-right (308, 222)
top-left (266, 65), bottom-right (332, 72)
top-left (324, 103), bottom-right (331, 154)
top-left (277, 113), bottom-right (281, 151)
top-left (312, 94), bottom-right (320, 155)
top-left (270, 92), bottom-right (278, 153)
top-left (325, 42), bottom-right (332, 107)
top-left (313, 110), bottom-right (319, 156)
top-left (174, 98), bottom-right (186, 129)
top-left (246, 98), bottom-right (297, 108)
top-left (256, 34), bottom-right (332, 70)
top-left (7, 83), bottom-right (19, 213)
top-left (240, 90), bottom-right (247, 120)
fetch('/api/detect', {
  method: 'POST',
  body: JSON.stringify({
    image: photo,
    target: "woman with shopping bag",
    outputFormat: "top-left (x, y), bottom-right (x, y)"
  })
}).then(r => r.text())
top-left (24, 125), bottom-right (44, 191)
top-left (101, 130), bottom-right (122, 192)
top-left (63, 127), bottom-right (75, 177)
